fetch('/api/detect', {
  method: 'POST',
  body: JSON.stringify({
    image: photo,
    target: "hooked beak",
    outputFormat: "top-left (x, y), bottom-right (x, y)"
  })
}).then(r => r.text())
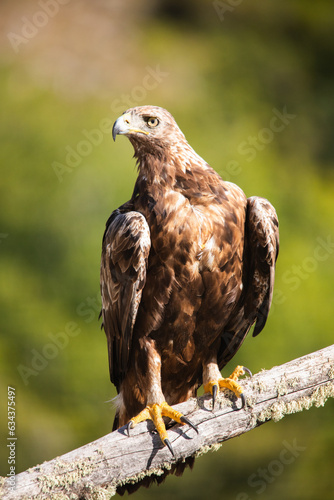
top-left (112, 112), bottom-right (149, 141)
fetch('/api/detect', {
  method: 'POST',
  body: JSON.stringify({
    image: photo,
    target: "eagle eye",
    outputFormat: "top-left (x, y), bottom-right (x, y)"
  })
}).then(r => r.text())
top-left (145, 117), bottom-right (159, 128)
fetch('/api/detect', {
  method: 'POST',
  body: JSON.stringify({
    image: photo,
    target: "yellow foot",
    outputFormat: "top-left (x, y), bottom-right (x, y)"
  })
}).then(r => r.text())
top-left (204, 365), bottom-right (252, 409)
top-left (127, 401), bottom-right (198, 456)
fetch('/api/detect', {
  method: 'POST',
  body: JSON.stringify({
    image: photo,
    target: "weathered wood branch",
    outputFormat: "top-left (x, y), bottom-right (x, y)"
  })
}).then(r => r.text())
top-left (1, 345), bottom-right (334, 499)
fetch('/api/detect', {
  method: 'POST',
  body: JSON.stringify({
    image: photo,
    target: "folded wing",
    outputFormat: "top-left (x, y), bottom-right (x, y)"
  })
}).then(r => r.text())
top-left (100, 209), bottom-right (151, 391)
top-left (218, 196), bottom-right (279, 368)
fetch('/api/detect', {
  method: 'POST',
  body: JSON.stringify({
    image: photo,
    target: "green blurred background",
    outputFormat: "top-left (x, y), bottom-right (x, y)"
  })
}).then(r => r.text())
top-left (1, 1), bottom-right (334, 498)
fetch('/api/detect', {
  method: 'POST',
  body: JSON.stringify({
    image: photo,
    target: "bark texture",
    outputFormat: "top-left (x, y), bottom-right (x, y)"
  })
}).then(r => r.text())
top-left (1, 345), bottom-right (333, 499)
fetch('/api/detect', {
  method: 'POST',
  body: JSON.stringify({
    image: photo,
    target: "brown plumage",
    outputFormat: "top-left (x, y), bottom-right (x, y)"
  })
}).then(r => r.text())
top-left (100, 106), bottom-right (279, 491)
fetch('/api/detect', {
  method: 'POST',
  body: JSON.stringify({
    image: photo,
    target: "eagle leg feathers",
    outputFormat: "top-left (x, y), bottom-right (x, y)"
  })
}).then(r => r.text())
top-left (204, 364), bottom-right (252, 409)
top-left (127, 401), bottom-right (198, 456)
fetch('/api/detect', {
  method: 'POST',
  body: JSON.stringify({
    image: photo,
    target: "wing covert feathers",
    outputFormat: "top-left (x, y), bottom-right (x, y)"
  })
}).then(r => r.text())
top-left (100, 210), bottom-right (151, 390)
top-left (218, 196), bottom-right (279, 368)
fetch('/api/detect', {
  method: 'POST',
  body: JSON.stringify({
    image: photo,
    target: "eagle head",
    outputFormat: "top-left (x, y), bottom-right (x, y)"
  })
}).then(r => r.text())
top-left (112, 105), bottom-right (186, 155)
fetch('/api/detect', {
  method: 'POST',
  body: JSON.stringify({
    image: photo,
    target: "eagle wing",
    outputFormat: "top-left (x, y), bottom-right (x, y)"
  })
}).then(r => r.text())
top-left (100, 209), bottom-right (151, 391)
top-left (218, 196), bottom-right (279, 368)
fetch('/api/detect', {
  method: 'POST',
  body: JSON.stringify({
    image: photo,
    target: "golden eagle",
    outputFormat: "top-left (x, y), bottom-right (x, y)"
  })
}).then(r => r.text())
top-left (100, 106), bottom-right (279, 459)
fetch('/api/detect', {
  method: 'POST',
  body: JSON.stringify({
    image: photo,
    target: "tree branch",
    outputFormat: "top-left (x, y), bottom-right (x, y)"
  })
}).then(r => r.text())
top-left (1, 345), bottom-right (334, 499)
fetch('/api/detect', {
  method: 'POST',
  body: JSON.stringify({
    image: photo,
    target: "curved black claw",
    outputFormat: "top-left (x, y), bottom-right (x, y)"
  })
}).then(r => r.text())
top-left (126, 420), bottom-right (134, 437)
top-left (242, 366), bottom-right (252, 378)
top-left (180, 415), bottom-right (199, 434)
top-left (164, 438), bottom-right (175, 457)
top-left (240, 393), bottom-right (246, 409)
top-left (212, 383), bottom-right (218, 410)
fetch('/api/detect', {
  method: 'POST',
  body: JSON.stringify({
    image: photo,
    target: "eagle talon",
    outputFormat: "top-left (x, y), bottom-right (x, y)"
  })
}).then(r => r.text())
top-left (242, 366), bottom-right (252, 378)
top-left (125, 402), bottom-right (197, 452)
top-left (204, 364), bottom-right (252, 409)
top-left (164, 438), bottom-right (175, 457)
top-left (126, 420), bottom-right (134, 437)
top-left (180, 415), bottom-right (199, 434)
